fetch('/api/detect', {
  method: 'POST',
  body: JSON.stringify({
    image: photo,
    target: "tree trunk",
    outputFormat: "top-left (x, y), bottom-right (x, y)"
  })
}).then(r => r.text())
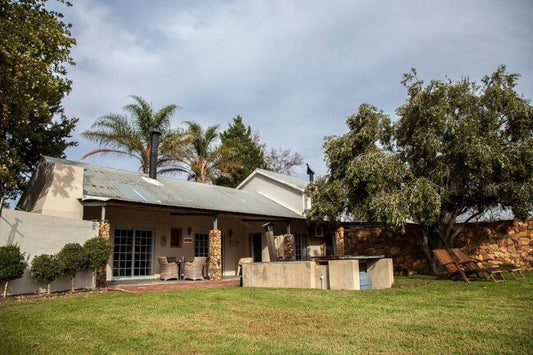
top-left (421, 227), bottom-right (447, 274)
top-left (3, 280), bottom-right (8, 298)
top-left (71, 276), bottom-right (75, 292)
top-left (47, 283), bottom-right (51, 295)
top-left (0, 194), bottom-right (5, 218)
top-left (421, 230), bottom-right (438, 274)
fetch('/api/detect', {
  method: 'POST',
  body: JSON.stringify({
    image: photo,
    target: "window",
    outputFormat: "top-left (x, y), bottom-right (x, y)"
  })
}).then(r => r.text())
top-left (194, 233), bottom-right (209, 257)
top-left (170, 228), bottom-right (182, 248)
top-left (294, 233), bottom-right (308, 260)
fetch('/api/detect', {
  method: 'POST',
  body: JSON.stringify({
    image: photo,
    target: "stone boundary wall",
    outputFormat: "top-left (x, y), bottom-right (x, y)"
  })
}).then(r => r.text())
top-left (344, 219), bottom-right (533, 275)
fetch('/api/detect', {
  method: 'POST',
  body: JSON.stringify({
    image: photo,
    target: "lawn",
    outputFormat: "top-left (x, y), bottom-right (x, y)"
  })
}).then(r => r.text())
top-left (0, 275), bottom-right (532, 354)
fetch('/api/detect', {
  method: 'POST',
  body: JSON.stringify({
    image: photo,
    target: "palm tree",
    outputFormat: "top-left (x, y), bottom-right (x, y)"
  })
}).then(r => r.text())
top-left (163, 121), bottom-right (239, 183)
top-left (82, 96), bottom-right (179, 173)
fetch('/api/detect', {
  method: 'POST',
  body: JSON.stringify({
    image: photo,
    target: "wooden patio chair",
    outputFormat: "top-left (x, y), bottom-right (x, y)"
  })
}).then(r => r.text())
top-left (451, 248), bottom-right (508, 283)
top-left (235, 257), bottom-right (253, 276)
top-left (432, 249), bottom-right (472, 283)
top-left (158, 257), bottom-right (179, 281)
top-left (183, 257), bottom-right (207, 281)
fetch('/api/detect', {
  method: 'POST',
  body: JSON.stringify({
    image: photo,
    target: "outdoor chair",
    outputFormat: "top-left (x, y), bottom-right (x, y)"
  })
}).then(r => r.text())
top-left (451, 248), bottom-right (508, 283)
top-left (432, 249), bottom-right (474, 283)
top-left (158, 257), bottom-right (179, 281)
top-left (235, 257), bottom-right (254, 276)
top-left (183, 257), bottom-right (208, 281)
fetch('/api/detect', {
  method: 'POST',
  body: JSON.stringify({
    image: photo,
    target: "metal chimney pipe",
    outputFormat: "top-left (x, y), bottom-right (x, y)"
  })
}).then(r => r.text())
top-left (149, 128), bottom-right (161, 179)
top-left (306, 163), bottom-right (315, 182)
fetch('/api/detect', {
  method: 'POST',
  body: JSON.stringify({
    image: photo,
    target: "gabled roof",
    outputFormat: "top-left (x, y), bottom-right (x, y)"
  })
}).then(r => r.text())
top-left (43, 157), bottom-right (305, 220)
top-left (236, 168), bottom-right (309, 192)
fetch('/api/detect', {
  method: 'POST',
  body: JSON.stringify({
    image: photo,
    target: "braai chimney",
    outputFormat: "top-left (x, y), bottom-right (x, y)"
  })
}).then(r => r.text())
top-left (149, 127), bottom-right (161, 179)
top-left (306, 163), bottom-right (315, 182)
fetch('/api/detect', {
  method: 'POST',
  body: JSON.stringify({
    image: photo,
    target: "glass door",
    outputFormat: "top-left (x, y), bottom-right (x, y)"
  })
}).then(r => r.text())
top-left (133, 229), bottom-right (153, 276)
top-left (113, 228), bottom-right (153, 278)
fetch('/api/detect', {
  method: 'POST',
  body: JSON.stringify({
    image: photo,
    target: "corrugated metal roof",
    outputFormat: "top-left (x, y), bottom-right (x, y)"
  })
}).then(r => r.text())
top-left (44, 157), bottom-right (305, 219)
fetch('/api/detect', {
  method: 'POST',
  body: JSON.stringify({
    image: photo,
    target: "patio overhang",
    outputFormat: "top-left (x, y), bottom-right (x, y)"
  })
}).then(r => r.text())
top-left (81, 198), bottom-right (305, 223)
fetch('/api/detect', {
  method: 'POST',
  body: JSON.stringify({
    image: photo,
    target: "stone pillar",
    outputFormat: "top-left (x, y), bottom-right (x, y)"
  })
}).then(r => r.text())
top-left (98, 220), bottom-right (110, 240)
top-left (209, 229), bottom-right (222, 281)
top-left (97, 220), bottom-right (110, 288)
top-left (335, 226), bottom-right (345, 257)
top-left (282, 234), bottom-right (295, 260)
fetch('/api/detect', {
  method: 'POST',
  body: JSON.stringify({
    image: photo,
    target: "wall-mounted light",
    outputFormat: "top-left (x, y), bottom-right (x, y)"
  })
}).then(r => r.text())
top-left (228, 228), bottom-right (233, 238)
top-left (187, 226), bottom-right (192, 236)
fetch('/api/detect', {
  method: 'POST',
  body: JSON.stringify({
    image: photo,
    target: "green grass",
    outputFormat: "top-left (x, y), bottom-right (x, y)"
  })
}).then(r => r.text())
top-left (1, 275), bottom-right (532, 354)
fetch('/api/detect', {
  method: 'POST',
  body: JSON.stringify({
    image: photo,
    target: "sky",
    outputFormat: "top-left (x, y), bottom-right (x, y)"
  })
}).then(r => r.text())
top-left (57, 0), bottom-right (533, 180)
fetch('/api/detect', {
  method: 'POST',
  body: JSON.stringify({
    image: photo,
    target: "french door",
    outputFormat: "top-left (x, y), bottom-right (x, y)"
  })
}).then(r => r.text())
top-left (113, 228), bottom-right (154, 278)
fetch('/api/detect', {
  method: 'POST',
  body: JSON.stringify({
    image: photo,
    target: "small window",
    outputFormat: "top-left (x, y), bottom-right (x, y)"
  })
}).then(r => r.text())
top-left (170, 228), bottom-right (182, 248)
top-left (194, 233), bottom-right (209, 257)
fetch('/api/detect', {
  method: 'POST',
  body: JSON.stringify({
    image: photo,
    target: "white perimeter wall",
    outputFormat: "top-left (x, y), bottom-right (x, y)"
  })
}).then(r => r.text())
top-left (0, 209), bottom-right (99, 296)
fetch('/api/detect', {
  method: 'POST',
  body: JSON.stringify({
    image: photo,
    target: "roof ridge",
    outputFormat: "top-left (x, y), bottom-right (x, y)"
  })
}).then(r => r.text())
top-left (43, 156), bottom-right (150, 176)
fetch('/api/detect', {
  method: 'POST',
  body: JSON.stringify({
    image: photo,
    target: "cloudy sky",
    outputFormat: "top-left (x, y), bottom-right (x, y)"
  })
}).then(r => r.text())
top-left (58, 0), bottom-right (533, 179)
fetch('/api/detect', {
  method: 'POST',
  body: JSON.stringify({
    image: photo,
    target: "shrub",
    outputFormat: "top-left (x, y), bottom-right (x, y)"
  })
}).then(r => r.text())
top-left (0, 245), bottom-right (27, 297)
top-left (57, 243), bottom-right (86, 291)
top-left (83, 237), bottom-right (111, 288)
top-left (83, 237), bottom-right (111, 270)
top-left (31, 254), bottom-right (62, 294)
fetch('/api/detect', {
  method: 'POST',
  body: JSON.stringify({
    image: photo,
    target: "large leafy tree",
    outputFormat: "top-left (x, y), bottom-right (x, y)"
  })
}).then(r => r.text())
top-left (164, 121), bottom-right (236, 183)
top-left (0, 0), bottom-right (78, 203)
top-left (307, 67), bottom-right (533, 273)
top-left (215, 115), bottom-right (267, 187)
top-left (82, 96), bottom-right (179, 173)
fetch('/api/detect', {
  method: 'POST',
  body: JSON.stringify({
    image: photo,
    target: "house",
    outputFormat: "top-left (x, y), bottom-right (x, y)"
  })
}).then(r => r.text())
top-left (17, 156), bottom-right (331, 282)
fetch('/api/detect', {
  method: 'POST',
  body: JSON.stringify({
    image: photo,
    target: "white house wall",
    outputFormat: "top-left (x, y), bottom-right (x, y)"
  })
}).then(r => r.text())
top-left (238, 174), bottom-right (305, 214)
top-left (18, 160), bottom-right (84, 220)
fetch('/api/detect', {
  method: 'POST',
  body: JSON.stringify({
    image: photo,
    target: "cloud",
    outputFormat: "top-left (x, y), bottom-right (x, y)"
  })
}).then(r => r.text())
top-left (59, 0), bottom-right (533, 177)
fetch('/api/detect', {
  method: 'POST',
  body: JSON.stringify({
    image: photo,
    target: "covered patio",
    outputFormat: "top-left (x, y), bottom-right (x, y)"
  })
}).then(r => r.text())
top-left (84, 201), bottom-right (312, 283)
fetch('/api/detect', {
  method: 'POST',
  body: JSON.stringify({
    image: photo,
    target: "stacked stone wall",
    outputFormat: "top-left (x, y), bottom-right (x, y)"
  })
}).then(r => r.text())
top-left (96, 220), bottom-right (110, 287)
top-left (209, 230), bottom-right (222, 281)
top-left (344, 219), bottom-right (533, 275)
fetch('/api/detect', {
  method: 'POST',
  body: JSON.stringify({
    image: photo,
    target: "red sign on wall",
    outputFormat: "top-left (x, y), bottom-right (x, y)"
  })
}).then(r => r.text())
top-left (183, 237), bottom-right (193, 244)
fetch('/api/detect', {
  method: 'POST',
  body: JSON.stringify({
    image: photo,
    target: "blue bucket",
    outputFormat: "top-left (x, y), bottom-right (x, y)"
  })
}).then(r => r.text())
top-left (359, 271), bottom-right (372, 290)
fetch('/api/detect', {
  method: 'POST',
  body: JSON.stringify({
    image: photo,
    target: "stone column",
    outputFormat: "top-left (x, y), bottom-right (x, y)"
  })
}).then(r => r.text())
top-left (99, 220), bottom-right (110, 240)
top-left (97, 220), bottom-right (110, 288)
top-left (283, 234), bottom-right (295, 260)
top-left (335, 226), bottom-right (345, 257)
top-left (209, 229), bottom-right (222, 281)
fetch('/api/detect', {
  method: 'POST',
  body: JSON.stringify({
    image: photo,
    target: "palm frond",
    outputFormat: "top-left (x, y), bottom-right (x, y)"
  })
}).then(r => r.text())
top-left (153, 104), bottom-right (180, 131)
top-left (81, 148), bottom-right (138, 161)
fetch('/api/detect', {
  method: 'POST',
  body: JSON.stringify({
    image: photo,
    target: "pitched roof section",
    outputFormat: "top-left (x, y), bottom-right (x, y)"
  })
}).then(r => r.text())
top-left (43, 157), bottom-right (304, 220)
top-left (237, 168), bottom-right (309, 192)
